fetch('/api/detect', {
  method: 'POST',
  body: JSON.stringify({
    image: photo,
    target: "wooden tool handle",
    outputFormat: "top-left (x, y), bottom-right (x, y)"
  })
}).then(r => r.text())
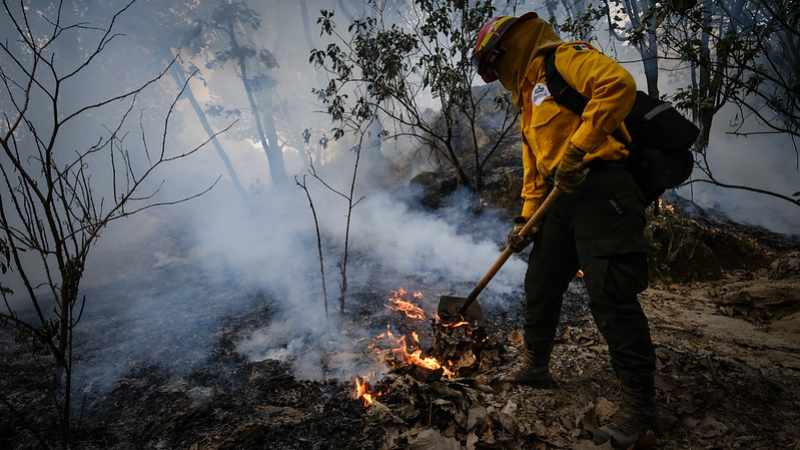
top-left (458, 187), bottom-right (562, 316)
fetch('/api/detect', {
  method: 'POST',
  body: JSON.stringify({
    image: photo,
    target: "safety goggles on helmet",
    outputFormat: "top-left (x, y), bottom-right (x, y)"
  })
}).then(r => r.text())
top-left (472, 12), bottom-right (538, 83)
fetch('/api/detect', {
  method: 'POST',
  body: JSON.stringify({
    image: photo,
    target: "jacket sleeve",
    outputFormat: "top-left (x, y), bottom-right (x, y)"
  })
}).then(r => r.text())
top-left (555, 45), bottom-right (636, 152)
top-left (520, 133), bottom-right (547, 218)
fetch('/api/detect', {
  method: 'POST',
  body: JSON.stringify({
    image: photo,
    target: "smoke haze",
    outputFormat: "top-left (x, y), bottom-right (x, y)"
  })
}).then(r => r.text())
top-left (2, 0), bottom-right (797, 394)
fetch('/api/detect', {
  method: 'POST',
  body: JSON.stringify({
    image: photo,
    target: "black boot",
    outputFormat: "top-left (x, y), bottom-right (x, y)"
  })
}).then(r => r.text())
top-left (593, 375), bottom-right (656, 449)
top-left (501, 351), bottom-right (558, 389)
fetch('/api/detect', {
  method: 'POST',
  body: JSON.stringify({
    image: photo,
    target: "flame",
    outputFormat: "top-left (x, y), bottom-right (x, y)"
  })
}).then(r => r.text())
top-left (352, 288), bottom-right (475, 410)
top-left (400, 347), bottom-right (455, 378)
top-left (442, 320), bottom-right (469, 329)
top-left (353, 376), bottom-right (376, 407)
top-left (386, 288), bottom-right (427, 320)
top-left (372, 327), bottom-right (454, 378)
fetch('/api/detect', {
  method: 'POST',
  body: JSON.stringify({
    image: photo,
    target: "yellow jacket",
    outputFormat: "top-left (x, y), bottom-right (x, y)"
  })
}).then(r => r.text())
top-left (519, 42), bottom-right (636, 218)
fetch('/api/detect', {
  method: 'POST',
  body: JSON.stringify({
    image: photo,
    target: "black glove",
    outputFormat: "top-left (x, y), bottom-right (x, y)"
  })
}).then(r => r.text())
top-left (555, 145), bottom-right (589, 192)
top-left (506, 216), bottom-right (536, 253)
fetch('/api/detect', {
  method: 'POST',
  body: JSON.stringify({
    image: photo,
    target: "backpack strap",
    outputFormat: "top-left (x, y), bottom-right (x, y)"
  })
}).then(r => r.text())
top-left (544, 50), bottom-right (587, 117)
top-left (543, 49), bottom-right (631, 146)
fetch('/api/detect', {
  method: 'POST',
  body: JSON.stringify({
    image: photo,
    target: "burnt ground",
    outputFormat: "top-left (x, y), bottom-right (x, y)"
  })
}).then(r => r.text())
top-left (1, 303), bottom-right (383, 450)
top-left (2, 204), bottom-right (800, 449)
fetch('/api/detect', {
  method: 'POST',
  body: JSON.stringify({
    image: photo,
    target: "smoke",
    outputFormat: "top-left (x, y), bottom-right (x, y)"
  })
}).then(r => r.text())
top-left (185, 174), bottom-right (526, 381)
top-left (68, 141), bottom-right (527, 388)
top-left (4, 0), bottom-right (796, 397)
top-left (673, 106), bottom-right (800, 235)
top-left (347, 190), bottom-right (525, 292)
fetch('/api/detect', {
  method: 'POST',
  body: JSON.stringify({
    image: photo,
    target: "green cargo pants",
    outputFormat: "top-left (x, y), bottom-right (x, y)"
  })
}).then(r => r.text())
top-left (524, 163), bottom-right (656, 381)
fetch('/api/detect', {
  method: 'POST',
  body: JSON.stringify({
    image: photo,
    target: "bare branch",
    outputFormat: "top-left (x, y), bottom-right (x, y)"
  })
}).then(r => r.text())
top-left (681, 178), bottom-right (800, 207)
top-left (60, 58), bottom-right (176, 126)
top-left (58, 0), bottom-right (137, 82)
top-left (295, 174), bottom-right (329, 317)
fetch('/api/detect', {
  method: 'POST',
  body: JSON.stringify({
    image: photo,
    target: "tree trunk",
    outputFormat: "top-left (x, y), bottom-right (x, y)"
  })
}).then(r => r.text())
top-left (642, 43), bottom-right (660, 99)
top-left (227, 23), bottom-right (288, 186)
top-left (337, 0), bottom-right (355, 21)
top-left (58, 307), bottom-right (71, 450)
top-left (62, 312), bottom-right (72, 450)
top-left (643, 0), bottom-right (660, 98)
top-left (57, 258), bottom-right (82, 449)
top-left (168, 60), bottom-right (248, 199)
top-left (257, 89), bottom-right (287, 183)
top-left (544, 0), bottom-right (559, 22)
top-left (641, 1), bottom-right (660, 99)
top-left (299, 0), bottom-right (316, 51)
top-left (625, 0), bottom-right (660, 98)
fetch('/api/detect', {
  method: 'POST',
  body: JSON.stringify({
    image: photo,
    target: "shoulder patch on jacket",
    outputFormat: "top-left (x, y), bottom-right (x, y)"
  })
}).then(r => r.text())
top-left (532, 83), bottom-right (551, 106)
top-left (573, 43), bottom-right (590, 51)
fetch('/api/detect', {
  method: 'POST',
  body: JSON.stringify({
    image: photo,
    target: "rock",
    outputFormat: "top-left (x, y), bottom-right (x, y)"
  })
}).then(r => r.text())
top-left (769, 251), bottom-right (800, 280)
top-left (408, 428), bottom-right (461, 450)
top-left (409, 171), bottom-right (459, 209)
top-left (479, 166), bottom-right (524, 211)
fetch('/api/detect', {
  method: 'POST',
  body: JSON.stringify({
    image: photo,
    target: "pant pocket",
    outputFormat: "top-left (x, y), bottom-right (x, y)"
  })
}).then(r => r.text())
top-left (574, 189), bottom-right (648, 257)
top-left (583, 252), bottom-right (649, 301)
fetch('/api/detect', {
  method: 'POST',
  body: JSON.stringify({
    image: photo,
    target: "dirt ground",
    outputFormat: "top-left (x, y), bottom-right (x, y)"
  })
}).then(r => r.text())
top-left (495, 274), bottom-right (800, 449)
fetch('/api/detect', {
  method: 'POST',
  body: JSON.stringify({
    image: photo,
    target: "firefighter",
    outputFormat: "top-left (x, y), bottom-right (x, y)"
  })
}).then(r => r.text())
top-left (472, 12), bottom-right (657, 448)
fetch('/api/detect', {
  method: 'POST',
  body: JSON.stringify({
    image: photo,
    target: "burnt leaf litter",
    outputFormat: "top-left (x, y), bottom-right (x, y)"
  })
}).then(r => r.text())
top-left (2, 199), bottom-right (800, 449)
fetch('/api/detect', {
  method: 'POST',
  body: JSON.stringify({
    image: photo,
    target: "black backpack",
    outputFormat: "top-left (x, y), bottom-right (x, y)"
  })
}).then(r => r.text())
top-left (543, 50), bottom-right (698, 202)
